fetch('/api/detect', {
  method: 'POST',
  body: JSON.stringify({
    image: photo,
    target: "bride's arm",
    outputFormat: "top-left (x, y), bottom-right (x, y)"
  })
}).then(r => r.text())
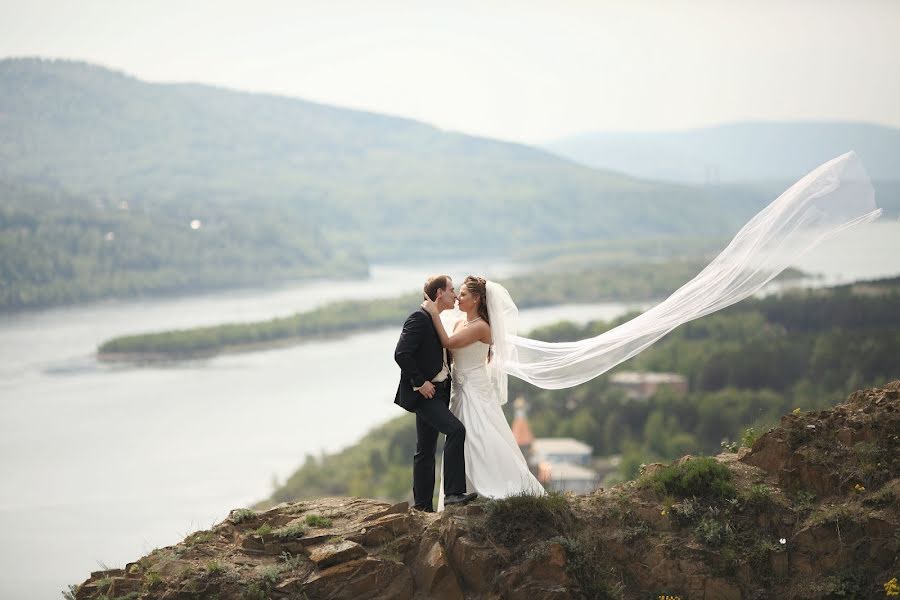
top-left (422, 302), bottom-right (491, 349)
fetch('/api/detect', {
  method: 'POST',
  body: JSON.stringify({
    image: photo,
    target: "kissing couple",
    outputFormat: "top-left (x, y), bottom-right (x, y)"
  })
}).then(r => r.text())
top-left (393, 275), bottom-right (544, 512)
top-left (394, 153), bottom-right (881, 511)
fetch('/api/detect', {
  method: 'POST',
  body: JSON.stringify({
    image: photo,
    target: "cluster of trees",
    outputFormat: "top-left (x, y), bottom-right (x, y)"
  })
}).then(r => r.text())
top-left (0, 180), bottom-right (366, 311)
top-left (99, 295), bottom-right (419, 356)
top-left (265, 279), bottom-right (900, 503)
top-left (3, 60), bottom-right (899, 313)
top-left (1, 58), bottom-right (789, 313)
top-left (98, 259), bottom-right (725, 357)
top-left (513, 281), bottom-right (900, 482)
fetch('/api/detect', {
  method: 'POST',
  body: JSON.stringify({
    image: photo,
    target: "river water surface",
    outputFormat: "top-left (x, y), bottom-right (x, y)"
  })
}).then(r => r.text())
top-left (2, 221), bottom-right (899, 599)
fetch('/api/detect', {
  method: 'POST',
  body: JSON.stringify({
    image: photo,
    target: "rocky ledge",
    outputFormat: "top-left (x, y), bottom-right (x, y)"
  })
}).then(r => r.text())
top-left (73, 382), bottom-right (899, 600)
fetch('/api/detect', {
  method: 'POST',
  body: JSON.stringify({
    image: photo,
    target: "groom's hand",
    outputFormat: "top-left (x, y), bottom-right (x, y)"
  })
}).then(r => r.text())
top-left (417, 381), bottom-right (436, 399)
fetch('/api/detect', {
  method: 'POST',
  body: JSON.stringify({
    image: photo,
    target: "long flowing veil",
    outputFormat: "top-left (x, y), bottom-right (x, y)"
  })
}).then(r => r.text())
top-left (489, 151), bottom-right (881, 391)
top-left (485, 280), bottom-right (518, 405)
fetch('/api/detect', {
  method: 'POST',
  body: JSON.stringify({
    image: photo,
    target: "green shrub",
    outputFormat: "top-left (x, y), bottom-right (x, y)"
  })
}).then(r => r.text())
top-left (483, 491), bottom-right (575, 545)
top-left (740, 484), bottom-right (773, 510)
top-left (640, 457), bottom-right (736, 500)
top-left (694, 516), bottom-right (729, 547)
top-left (304, 514), bottom-right (332, 528)
top-left (231, 509), bottom-right (256, 524)
top-left (741, 427), bottom-right (760, 448)
top-left (275, 522), bottom-right (307, 538)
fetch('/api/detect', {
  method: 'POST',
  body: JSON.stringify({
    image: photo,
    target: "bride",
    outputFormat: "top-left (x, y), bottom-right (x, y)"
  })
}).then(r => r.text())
top-left (422, 276), bottom-right (546, 508)
top-left (420, 151), bottom-right (881, 508)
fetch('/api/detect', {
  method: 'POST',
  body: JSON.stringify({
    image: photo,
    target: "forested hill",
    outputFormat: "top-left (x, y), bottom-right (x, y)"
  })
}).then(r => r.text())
top-left (0, 57), bottom-right (766, 261)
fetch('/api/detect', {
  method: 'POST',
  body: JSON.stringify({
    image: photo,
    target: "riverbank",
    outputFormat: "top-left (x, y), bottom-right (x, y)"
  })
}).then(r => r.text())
top-left (96, 259), bottom-right (734, 361)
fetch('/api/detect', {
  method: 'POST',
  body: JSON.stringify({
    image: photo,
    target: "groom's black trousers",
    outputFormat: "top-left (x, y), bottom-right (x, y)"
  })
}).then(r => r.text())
top-left (413, 382), bottom-right (467, 510)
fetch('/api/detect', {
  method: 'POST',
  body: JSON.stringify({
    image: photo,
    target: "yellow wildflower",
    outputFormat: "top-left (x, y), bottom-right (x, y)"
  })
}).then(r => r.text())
top-left (792, 408), bottom-right (801, 415)
top-left (885, 577), bottom-right (899, 596)
top-left (854, 483), bottom-right (865, 494)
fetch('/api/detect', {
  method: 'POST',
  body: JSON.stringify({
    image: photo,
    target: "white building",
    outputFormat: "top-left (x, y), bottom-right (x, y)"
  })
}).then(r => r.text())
top-left (531, 437), bottom-right (593, 466)
top-left (531, 437), bottom-right (599, 494)
top-left (537, 461), bottom-right (599, 495)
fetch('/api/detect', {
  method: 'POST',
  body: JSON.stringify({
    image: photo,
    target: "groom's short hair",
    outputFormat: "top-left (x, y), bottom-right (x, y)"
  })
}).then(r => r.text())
top-left (424, 275), bottom-right (450, 301)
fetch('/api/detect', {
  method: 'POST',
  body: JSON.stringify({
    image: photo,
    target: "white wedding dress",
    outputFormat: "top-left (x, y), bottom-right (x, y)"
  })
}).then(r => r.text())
top-left (433, 152), bottom-right (880, 510)
top-left (437, 338), bottom-right (545, 511)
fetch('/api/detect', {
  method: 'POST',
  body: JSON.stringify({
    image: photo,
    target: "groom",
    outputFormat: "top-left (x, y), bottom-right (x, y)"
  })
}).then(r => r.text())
top-left (394, 275), bottom-right (477, 511)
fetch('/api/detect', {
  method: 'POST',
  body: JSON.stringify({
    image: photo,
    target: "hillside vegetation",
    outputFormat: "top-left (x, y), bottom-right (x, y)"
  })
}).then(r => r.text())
top-left (265, 277), bottom-right (900, 504)
top-left (2, 58), bottom-right (774, 311)
top-left (71, 382), bottom-right (899, 599)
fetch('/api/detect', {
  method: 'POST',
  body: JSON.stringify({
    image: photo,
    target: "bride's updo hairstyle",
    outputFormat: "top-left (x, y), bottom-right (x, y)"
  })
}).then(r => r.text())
top-left (463, 276), bottom-right (490, 324)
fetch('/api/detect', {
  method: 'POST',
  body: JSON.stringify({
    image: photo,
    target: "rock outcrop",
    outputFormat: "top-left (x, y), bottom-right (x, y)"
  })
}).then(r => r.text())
top-left (73, 383), bottom-right (900, 600)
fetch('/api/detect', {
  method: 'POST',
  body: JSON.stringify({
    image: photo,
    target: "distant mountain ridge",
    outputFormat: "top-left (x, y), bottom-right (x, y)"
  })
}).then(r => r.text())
top-left (6, 58), bottom-right (895, 311)
top-left (545, 121), bottom-right (900, 183)
top-left (0, 58), bottom-right (764, 258)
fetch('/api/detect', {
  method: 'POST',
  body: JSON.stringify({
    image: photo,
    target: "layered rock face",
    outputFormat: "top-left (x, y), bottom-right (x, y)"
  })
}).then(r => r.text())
top-left (73, 383), bottom-right (899, 600)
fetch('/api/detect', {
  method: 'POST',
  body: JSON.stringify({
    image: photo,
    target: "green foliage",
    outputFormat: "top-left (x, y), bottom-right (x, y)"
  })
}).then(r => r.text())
top-left (482, 491), bottom-right (574, 546)
top-left (275, 522), bottom-right (307, 538)
top-left (863, 481), bottom-right (898, 508)
top-left (258, 565), bottom-right (280, 587)
top-left (185, 530), bottom-right (214, 546)
top-left (741, 427), bottom-right (759, 448)
top-left (303, 514), bottom-right (332, 528)
top-left (97, 259), bottom-right (711, 357)
top-left (740, 484), bottom-right (774, 511)
top-left (639, 457), bottom-right (736, 500)
top-left (694, 515), bottom-right (730, 547)
top-left (254, 523), bottom-right (273, 537)
top-left (2, 58), bottom-right (783, 312)
top-left (230, 509), bottom-right (256, 524)
top-left (270, 415), bottom-right (416, 503)
top-left (205, 560), bottom-right (224, 575)
top-left (555, 535), bottom-right (625, 600)
top-left (280, 551), bottom-right (305, 570)
top-left (264, 280), bottom-right (900, 506)
top-left (142, 571), bottom-right (162, 588)
top-left (792, 490), bottom-right (817, 513)
top-left (0, 179), bottom-right (365, 312)
top-left (510, 282), bottom-right (900, 483)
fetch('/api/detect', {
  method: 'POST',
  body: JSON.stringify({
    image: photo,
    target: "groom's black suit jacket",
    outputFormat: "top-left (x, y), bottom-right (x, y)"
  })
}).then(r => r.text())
top-left (394, 308), bottom-right (448, 412)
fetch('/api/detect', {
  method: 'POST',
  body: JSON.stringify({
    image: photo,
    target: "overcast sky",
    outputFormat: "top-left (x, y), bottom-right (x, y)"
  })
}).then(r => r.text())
top-left (1, 0), bottom-right (898, 144)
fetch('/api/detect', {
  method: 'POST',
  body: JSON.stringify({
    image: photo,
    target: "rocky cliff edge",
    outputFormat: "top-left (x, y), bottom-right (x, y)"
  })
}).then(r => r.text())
top-left (73, 382), bottom-right (899, 600)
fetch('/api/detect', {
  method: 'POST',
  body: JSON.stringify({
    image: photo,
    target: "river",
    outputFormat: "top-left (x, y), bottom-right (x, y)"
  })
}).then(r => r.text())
top-left (1, 221), bottom-right (899, 599)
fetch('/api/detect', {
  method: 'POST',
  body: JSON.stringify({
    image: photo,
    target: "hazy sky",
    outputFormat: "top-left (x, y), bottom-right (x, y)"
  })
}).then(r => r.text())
top-left (1, 0), bottom-right (898, 143)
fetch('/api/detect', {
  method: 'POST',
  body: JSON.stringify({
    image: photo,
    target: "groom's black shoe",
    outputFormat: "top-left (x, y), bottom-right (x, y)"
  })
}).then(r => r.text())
top-left (411, 504), bottom-right (434, 513)
top-left (444, 492), bottom-right (478, 507)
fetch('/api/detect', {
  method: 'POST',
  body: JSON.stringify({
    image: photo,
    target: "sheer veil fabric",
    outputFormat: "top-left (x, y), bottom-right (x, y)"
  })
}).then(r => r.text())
top-left (486, 151), bottom-right (881, 393)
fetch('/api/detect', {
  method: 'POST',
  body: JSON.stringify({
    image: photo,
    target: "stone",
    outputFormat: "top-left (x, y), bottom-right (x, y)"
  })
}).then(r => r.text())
top-left (308, 539), bottom-right (367, 569)
top-left (304, 558), bottom-right (414, 600)
top-left (771, 551), bottom-right (789, 578)
top-left (446, 534), bottom-right (502, 593)
top-left (362, 501), bottom-right (409, 522)
top-left (836, 428), bottom-right (854, 446)
top-left (704, 578), bottom-right (742, 600)
top-left (414, 540), bottom-right (464, 600)
top-left (108, 577), bottom-right (142, 596)
top-left (89, 568), bottom-right (124, 579)
top-left (347, 512), bottom-right (412, 546)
